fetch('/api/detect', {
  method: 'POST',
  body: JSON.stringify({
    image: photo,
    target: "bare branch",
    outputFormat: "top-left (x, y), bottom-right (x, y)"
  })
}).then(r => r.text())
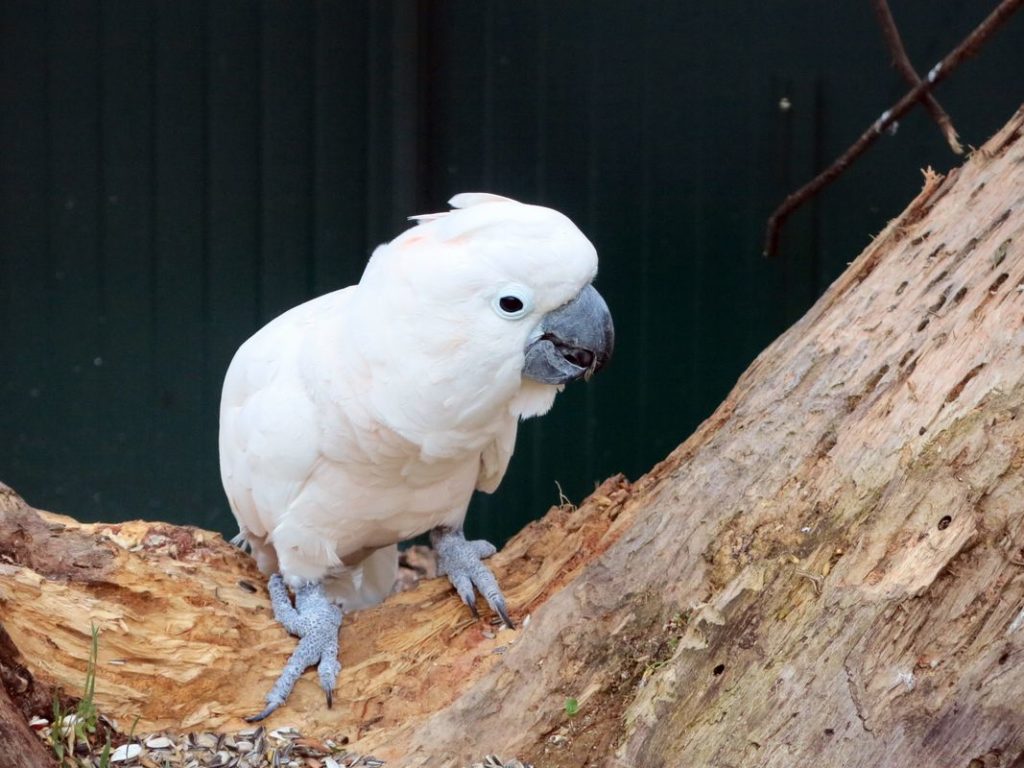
top-left (764, 0), bottom-right (1023, 257)
top-left (872, 0), bottom-right (963, 154)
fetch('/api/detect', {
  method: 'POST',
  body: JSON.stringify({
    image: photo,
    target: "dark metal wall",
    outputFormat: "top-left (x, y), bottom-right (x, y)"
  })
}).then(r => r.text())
top-left (2, 1), bottom-right (1022, 543)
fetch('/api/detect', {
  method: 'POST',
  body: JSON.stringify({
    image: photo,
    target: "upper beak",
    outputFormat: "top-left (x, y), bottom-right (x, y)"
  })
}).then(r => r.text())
top-left (522, 284), bottom-right (615, 385)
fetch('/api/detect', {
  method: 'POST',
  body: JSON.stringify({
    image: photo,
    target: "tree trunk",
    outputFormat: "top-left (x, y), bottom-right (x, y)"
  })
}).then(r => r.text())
top-left (2, 106), bottom-right (1024, 768)
top-left (0, 645), bottom-right (56, 768)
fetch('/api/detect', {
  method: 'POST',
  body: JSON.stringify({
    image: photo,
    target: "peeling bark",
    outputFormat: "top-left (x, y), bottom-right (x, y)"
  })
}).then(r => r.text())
top-left (2, 108), bottom-right (1024, 768)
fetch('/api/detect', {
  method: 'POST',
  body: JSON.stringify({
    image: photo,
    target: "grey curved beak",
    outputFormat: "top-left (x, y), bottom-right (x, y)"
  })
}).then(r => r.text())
top-left (522, 284), bottom-right (614, 385)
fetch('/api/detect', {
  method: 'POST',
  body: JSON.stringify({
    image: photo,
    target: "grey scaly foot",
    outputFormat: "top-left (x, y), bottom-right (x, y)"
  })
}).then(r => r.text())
top-left (247, 574), bottom-right (342, 722)
top-left (430, 526), bottom-right (514, 629)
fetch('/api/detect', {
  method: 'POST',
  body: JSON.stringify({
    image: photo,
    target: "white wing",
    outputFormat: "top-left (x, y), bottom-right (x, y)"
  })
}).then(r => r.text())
top-left (218, 286), bottom-right (468, 605)
top-left (219, 288), bottom-right (391, 597)
top-left (476, 419), bottom-right (517, 495)
top-left (219, 295), bottom-right (331, 543)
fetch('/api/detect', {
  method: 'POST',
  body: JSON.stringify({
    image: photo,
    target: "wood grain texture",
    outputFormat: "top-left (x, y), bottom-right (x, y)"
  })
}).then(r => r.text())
top-left (0, 684), bottom-right (55, 768)
top-left (2, 107), bottom-right (1024, 767)
top-left (0, 472), bottom-right (639, 749)
top-left (403, 107), bottom-right (1024, 766)
top-left (0, 620), bottom-right (57, 767)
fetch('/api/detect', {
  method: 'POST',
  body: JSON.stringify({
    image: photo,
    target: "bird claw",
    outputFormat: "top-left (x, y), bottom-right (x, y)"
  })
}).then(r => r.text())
top-left (491, 594), bottom-right (514, 630)
top-left (248, 576), bottom-right (343, 720)
top-left (430, 527), bottom-right (515, 628)
top-left (462, 595), bottom-right (481, 620)
top-left (245, 700), bottom-right (282, 723)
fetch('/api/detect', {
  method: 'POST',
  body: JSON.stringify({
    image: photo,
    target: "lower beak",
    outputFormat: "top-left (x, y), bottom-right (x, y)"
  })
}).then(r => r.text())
top-left (522, 284), bottom-right (614, 385)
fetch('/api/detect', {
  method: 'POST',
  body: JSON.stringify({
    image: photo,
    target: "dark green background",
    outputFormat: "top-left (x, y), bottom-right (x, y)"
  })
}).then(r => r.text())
top-left (2, 1), bottom-right (1022, 544)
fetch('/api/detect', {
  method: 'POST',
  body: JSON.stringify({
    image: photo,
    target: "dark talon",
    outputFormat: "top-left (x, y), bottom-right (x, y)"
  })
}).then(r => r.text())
top-left (251, 577), bottom-right (342, 719)
top-left (326, 689), bottom-right (333, 709)
top-left (434, 526), bottom-right (515, 629)
top-left (245, 704), bottom-right (277, 723)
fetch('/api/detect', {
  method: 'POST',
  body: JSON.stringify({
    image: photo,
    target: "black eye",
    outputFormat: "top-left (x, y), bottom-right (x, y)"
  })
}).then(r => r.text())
top-left (499, 296), bottom-right (524, 313)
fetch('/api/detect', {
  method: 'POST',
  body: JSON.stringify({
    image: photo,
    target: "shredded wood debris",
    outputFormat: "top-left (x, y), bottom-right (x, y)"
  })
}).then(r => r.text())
top-left (30, 717), bottom-right (533, 768)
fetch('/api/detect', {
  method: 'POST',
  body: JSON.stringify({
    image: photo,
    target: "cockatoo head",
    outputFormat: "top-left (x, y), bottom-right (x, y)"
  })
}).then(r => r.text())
top-left (355, 193), bottom-right (614, 426)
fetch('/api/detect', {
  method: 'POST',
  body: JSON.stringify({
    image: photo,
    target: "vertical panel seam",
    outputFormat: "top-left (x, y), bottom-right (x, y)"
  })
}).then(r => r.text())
top-left (307, 0), bottom-right (317, 296)
top-left (254, 0), bottom-right (265, 324)
top-left (96, 0), bottom-right (107, 354)
top-left (201, 0), bottom-right (212, 518)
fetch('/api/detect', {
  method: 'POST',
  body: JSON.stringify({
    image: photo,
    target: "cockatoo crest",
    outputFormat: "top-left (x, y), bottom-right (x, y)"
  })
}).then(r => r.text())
top-left (350, 194), bottom-right (598, 434)
top-left (407, 192), bottom-right (514, 223)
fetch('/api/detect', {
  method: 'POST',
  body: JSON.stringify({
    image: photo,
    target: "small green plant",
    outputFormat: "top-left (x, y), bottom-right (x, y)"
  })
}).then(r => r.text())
top-left (564, 697), bottom-right (580, 717)
top-left (48, 623), bottom-right (105, 766)
top-left (97, 735), bottom-right (112, 768)
top-left (78, 624), bottom-right (101, 734)
top-left (49, 696), bottom-right (66, 764)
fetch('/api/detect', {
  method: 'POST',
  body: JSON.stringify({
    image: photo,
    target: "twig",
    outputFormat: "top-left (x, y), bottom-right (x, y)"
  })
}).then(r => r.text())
top-left (764, 0), bottom-right (1023, 257)
top-left (872, 0), bottom-right (963, 154)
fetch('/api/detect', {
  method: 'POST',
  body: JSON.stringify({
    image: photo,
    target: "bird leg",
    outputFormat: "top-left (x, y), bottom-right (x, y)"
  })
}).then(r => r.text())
top-left (246, 574), bottom-right (343, 722)
top-left (430, 526), bottom-right (514, 628)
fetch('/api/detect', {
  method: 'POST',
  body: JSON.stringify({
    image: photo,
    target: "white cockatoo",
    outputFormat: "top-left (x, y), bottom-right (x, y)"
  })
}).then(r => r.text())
top-left (219, 193), bottom-right (614, 720)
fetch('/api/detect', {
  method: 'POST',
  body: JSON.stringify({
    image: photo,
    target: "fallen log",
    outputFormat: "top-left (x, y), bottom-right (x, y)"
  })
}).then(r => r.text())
top-left (2, 106), bottom-right (1024, 768)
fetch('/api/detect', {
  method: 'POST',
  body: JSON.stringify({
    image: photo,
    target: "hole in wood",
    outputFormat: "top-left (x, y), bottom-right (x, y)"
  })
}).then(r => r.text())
top-left (917, 318), bottom-right (930, 332)
top-left (989, 272), bottom-right (1009, 293)
top-left (945, 364), bottom-right (986, 403)
top-left (937, 515), bottom-right (952, 530)
top-left (988, 209), bottom-right (1011, 234)
top-left (967, 749), bottom-right (1005, 768)
top-left (925, 268), bottom-right (949, 292)
top-left (960, 237), bottom-right (980, 258)
top-left (712, 663), bottom-right (725, 676)
top-left (952, 286), bottom-right (968, 304)
top-left (895, 280), bottom-right (909, 296)
top-left (863, 364), bottom-right (890, 395)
